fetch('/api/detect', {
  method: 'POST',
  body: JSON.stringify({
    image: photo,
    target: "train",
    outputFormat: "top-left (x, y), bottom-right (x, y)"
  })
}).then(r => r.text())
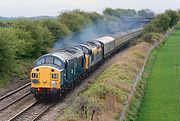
top-left (30, 28), bottom-right (143, 99)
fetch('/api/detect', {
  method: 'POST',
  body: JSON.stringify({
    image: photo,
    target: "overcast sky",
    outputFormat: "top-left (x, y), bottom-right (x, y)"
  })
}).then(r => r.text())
top-left (0, 0), bottom-right (179, 17)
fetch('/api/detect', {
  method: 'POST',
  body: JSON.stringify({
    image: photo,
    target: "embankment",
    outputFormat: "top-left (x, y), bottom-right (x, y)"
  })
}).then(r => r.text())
top-left (57, 33), bottom-right (164, 121)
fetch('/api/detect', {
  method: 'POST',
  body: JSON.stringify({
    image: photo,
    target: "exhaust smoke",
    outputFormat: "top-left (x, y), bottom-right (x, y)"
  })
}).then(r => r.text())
top-left (53, 17), bottom-right (145, 50)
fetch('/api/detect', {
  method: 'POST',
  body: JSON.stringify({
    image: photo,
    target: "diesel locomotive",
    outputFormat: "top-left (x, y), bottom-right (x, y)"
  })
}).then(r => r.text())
top-left (30, 28), bottom-right (143, 99)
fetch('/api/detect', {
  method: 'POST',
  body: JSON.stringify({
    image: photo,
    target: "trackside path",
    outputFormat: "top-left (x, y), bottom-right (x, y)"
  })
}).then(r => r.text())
top-left (138, 28), bottom-right (180, 120)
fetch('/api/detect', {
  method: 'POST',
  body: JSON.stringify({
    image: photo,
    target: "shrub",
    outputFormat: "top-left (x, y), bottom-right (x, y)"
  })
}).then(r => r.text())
top-left (143, 33), bottom-right (153, 43)
top-left (0, 29), bottom-right (16, 83)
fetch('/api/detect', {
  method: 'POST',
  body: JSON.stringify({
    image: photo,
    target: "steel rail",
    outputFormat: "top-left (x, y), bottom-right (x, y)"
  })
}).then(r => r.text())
top-left (8, 101), bottom-right (38, 121)
top-left (32, 101), bottom-right (58, 121)
top-left (0, 82), bottom-right (31, 101)
top-left (0, 92), bottom-right (31, 111)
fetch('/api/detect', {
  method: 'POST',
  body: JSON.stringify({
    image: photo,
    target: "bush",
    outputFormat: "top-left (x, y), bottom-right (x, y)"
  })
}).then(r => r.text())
top-left (143, 33), bottom-right (153, 43)
top-left (0, 29), bottom-right (16, 83)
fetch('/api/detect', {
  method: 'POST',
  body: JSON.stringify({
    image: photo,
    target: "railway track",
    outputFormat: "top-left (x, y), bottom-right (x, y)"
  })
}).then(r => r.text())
top-left (0, 82), bottom-right (59, 121)
top-left (31, 101), bottom-right (58, 121)
top-left (0, 83), bottom-right (31, 110)
top-left (8, 100), bottom-right (58, 121)
top-left (0, 92), bottom-right (31, 111)
top-left (0, 82), bottom-right (31, 101)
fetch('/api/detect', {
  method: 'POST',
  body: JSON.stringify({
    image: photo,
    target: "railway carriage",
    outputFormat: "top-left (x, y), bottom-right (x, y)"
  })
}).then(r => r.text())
top-left (95, 36), bottom-right (115, 58)
top-left (113, 28), bottom-right (143, 51)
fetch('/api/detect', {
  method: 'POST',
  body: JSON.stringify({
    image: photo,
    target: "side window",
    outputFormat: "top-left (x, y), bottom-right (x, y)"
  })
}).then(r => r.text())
top-left (54, 58), bottom-right (63, 67)
top-left (91, 53), bottom-right (94, 62)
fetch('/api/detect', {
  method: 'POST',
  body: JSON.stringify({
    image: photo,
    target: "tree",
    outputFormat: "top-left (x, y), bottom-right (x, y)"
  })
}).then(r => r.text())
top-left (138, 9), bottom-right (155, 18)
top-left (86, 12), bottom-right (103, 23)
top-left (165, 10), bottom-right (179, 27)
top-left (0, 29), bottom-right (16, 79)
top-left (58, 10), bottom-right (90, 32)
top-left (144, 13), bottom-right (170, 33)
top-left (154, 13), bottom-right (170, 32)
top-left (103, 8), bottom-right (137, 18)
top-left (42, 19), bottom-right (70, 40)
top-left (12, 19), bottom-right (54, 58)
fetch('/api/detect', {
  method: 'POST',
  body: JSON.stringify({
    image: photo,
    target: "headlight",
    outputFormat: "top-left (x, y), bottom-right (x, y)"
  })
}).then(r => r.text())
top-left (51, 81), bottom-right (56, 88)
top-left (51, 74), bottom-right (58, 79)
top-left (32, 73), bottom-right (38, 78)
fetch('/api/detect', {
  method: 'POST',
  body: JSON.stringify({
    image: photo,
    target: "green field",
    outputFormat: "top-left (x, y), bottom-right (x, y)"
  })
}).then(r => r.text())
top-left (138, 28), bottom-right (180, 120)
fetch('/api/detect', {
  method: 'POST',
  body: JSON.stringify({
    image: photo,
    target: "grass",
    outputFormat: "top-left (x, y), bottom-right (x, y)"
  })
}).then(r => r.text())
top-left (138, 27), bottom-right (180, 121)
top-left (125, 44), bottom-right (160, 121)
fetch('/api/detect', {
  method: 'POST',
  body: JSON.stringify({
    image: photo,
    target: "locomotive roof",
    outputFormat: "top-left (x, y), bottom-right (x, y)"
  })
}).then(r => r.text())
top-left (83, 41), bottom-right (102, 49)
top-left (53, 47), bottom-right (84, 61)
